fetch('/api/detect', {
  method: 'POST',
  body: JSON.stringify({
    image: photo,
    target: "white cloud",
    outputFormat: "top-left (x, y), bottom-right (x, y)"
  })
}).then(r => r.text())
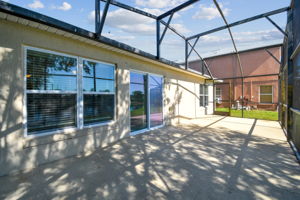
top-left (58, 2), bottom-right (72, 10)
top-left (56, 2), bottom-right (72, 11)
top-left (193, 4), bottom-right (230, 20)
top-left (88, 9), bottom-right (155, 35)
top-left (170, 23), bottom-right (190, 34)
top-left (88, 8), bottom-right (189, 36)
top-left (142, 7), bottom-right (181, 19)
top-left (198, 29), bottom-right (282, 45)
top-left (141, 7), bottom-right (163, 16)
top-left (186, 29), bottom-right (284, 58)
top-left (180, 4), bottom-right (194, 12)
top-left (135, 0), bottom-right (185, 9)
top-left (200, 35), bottom-right (225, 43)
top-left (234, 29), bottom-right (283, 42)
top-left (134, 0), bottom-right (190, 19)
top-left (88, 10), bottom-right (96, 22)
top-left (28, 0), bottom-right (44, 9)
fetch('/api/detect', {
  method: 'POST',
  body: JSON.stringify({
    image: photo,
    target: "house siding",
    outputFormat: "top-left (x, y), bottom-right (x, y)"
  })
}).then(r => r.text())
top-left (0, 19), bottom-right (212, 176)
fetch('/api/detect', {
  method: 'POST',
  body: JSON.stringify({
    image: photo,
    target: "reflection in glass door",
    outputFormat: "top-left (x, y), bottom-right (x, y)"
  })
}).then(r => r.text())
top-left (149, 75), bottom-right (163, 127)
top-left (130, 72), bottom-right (148, 132)
top-left (130, 72), bottom-right (163, 133)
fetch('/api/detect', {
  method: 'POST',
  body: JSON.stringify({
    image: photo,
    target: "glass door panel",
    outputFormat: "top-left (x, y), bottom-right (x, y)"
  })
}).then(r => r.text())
top-left (149, 75), bottom-right (163, 127)
top-left (130, 72), bottom-right (148, 132)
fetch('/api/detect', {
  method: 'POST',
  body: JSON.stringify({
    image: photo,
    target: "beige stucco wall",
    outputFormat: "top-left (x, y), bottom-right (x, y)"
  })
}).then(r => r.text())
top-left (0, 19), bottom-right (213, 176)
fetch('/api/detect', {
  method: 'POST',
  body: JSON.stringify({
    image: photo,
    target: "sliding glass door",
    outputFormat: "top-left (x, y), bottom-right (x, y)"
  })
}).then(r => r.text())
top-left (149, 75), bottom-right (163, 127)
top-left (130, 72), bottom-right (163, 133)
top-left (130, 72), bottom-right (148, 132)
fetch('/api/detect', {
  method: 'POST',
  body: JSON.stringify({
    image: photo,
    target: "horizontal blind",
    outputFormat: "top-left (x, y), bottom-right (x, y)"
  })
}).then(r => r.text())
top-left (260, 85), bottom-right (272, 94)
top-left (260, 95), bottom-right (272, 103)
top-left (26, 49), bottom-right (78, 135)
top-left (27, 49), bottom-right (77, 91)
top-left (260, 85), bottom-right (273, 103)
top-left (26, 48), bottom-right (117, 134)
top-left (199, 84), bottom-right (208, 106)
top-left (27, 94), bottom-right (77, 133)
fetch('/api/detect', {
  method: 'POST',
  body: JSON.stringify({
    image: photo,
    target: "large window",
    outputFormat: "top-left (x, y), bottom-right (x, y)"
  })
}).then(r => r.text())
top-left (83, 60), bottom-right (115, 125)
top-left (200, 84), bottom-right (208, 107)
top-left (260, 85), bottom-right (273, 103)
top-left (25, 47), bottom-right (115, 136)
top-left (26, 49), bottom-right (78, 134)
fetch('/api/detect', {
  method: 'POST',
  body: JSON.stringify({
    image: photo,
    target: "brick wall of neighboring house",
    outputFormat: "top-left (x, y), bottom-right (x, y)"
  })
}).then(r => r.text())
top-left (189, 44), bottom-right (281, 111)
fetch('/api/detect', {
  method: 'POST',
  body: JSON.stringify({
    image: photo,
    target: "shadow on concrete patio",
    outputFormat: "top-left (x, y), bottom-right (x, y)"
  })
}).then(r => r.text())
top-left (0, 116), bottom-right (300, 200)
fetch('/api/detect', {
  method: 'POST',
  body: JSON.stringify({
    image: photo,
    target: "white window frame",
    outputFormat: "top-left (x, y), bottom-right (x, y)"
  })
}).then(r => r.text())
top-left (129, 69), bottom-right (164, 136)
top-left (200, 84), bottom-right (208, 107)
top-left (81, 57), bottom-right (116, 128)
top-left (259, 85), bottom-right (273, 104)
top-left (23, 46), bottom-right (116, 138)
top-left (216, 87), bottom-right (222, 100)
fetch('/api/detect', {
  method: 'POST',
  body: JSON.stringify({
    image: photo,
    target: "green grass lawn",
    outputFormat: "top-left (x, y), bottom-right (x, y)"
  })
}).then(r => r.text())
top-left (131, 107), bottom-right (162, 117)
top-left (131, 107), bottom-right (145, 116)
top-left (216, 107), bottom-right (278, 121)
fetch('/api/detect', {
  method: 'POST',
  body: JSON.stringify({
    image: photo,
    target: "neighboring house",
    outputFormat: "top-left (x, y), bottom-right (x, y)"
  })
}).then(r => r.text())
top-left (0, 3), bottom-right (214, 176)
top-left (188, 44), bottom-right (281, 111)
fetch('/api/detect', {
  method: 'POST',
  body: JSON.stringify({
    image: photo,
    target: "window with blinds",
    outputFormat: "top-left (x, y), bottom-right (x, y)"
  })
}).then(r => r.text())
top-left (200, 84), bottom-right (208, 107)
top-left (27, 94), bottom-right (77, 132)
top-left (26, 49), bottom-right (77, 134)
top-left (82, 60), bottom-right (115, 125)
top-left (26, 50), bottom-right (77, 91)
top-left (260, 85), bottom-right (273, 103)
top-left (25, 47), bottom-right (116, 135)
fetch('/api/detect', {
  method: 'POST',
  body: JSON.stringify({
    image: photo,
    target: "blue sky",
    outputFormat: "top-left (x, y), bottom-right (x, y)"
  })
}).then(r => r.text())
top-left (3, 0), bottom-right (290, 62)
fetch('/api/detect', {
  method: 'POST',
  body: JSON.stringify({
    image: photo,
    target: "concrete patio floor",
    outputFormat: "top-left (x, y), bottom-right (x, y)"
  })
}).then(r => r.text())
top-left (1, 116), bottom-right (300, 200)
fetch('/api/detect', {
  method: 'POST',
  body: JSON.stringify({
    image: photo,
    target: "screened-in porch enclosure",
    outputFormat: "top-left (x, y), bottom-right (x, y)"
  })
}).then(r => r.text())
top-left (0, 0), bottom-right (300, 198)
